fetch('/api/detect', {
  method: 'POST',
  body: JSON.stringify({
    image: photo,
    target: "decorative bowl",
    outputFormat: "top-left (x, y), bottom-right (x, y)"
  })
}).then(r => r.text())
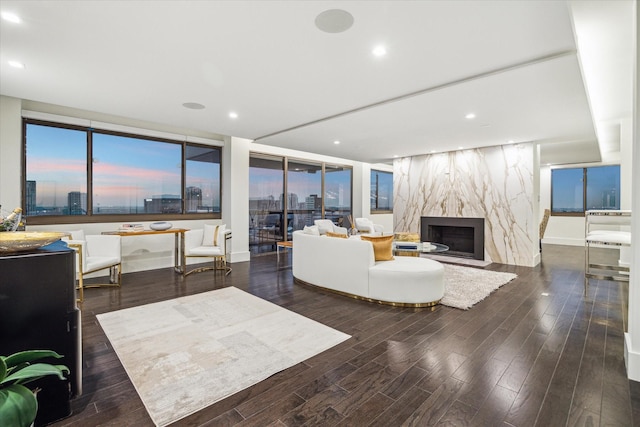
top-left (0, 231), bottom-right (69, 254)
top-left (150, 221), bottom-right (172, 231)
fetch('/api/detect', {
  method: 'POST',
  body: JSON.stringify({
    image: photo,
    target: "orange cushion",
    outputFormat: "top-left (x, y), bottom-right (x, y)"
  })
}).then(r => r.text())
top-left (326, 231), bottom-right (347, 239)
top-left (361, 235), bottom-right (394, 261)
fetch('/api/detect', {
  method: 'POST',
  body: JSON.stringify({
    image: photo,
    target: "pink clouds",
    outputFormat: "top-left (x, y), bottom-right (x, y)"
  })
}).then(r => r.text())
top-left (28, 158), bottom-right (86, 174)
top-left (94, 162), bottom-right (180, 182)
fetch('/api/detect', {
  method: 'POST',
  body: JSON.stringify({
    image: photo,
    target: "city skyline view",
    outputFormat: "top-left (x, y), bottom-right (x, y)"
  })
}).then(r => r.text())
top-left (25, 122), bottom-right (220, 215)
top-left (551, 165), bottom-right (621, 212)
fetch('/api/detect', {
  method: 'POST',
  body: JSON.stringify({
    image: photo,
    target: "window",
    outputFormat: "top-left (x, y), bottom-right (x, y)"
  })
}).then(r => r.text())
top-left (92, 132), bottom-right (182, 214)
top-left (248, 153), bottom-right (352, 253)
top-left (185, 145), bottom-right (221, 213)
top-left (25, 124), bottom-right (87, 216)
top-left (371, 169), bottom-right (393, 212)
top-left (287, 159), bottom-right (323, 235)
top-left (249, 154), bottom-right (284, 251)
top-left (24, 119), bottom-right (222, 223)
top-left (551, 165), bottom-right (620, 215)
top-left (324, 164), bottom-right (352, 223)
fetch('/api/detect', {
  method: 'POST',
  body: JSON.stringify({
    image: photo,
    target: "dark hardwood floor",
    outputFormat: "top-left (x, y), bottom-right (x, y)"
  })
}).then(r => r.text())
top-left (52, 244), bottom-right (639, 426)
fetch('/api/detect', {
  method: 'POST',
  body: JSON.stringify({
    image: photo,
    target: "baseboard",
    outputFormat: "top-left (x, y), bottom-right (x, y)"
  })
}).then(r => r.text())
top-left (625, 333), bottom-right (640, 381)
top-left (542, 237), bottom-right (584, 247)
top-left (532, 252), bottom-right (540, 266)
top-left (229, 251), bottom-right (250, 263)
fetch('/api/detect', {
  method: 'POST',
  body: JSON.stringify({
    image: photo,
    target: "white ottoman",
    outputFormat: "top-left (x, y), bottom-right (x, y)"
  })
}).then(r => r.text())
top-left (368, 257), bottom-right (444, 306)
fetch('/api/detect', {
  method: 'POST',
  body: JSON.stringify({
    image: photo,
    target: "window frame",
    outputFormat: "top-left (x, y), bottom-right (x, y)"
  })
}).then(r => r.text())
top-left (22, 118), bottom-right (222, 225)
top-left (550, 164), bottom-right (621, 217)
top-left (370, 169), bottom-right (393, 214)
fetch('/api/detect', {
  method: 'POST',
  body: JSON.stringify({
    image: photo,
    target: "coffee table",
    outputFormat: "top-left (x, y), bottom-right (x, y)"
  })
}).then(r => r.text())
top-left (393, 241), bottom-right (449, 257)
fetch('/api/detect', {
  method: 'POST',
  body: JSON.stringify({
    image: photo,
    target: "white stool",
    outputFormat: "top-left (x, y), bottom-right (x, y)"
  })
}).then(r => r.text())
top-left (369, 257), bottom-right (444, 306)
top-left (585, 210), bottom-right (631, 294)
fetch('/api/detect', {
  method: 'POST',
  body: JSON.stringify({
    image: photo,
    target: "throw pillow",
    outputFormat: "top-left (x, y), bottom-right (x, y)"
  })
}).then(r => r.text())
top-left (203, 224), bottom-right (226, 246)
top-left (355, 218), bottom-right (375, 233)
top-left (326, 231), bottom-right (347, 239)
top-left (303, 225), bottom-right (320, 236)
top-left (361, 235), bottom-right (394, 261)
top-left (314, 219), bottom-right (334, 235)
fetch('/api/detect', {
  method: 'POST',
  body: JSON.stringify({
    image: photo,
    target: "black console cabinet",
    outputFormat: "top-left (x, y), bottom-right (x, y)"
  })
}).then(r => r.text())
top-left (0, 248), bottom-right (82, 426)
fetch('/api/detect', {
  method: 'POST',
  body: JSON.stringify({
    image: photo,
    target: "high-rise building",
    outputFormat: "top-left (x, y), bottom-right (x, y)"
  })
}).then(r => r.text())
top-left (185, 186), bottom-right (202, 212)
top-left (25, 180), bottom-right (36, 215)
top-left (67, 191), bottom-right (87, 215)
top-left (144, 195), bottom-right (181, 214)
top-left (305, 194), bottom-right (321, 210)
top-left (279, 193), bottom-right (298, 211)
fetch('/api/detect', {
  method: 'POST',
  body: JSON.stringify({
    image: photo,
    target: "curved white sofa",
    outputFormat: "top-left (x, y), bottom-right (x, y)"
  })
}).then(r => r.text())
top-left (292, 230), bottom-right (444, 307)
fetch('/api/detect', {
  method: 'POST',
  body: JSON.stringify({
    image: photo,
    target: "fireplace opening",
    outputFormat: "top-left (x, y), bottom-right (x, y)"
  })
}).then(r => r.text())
top-left (429, 225), bottom-right (474, 257)
top-left (420, 216), bottom-right (484, 260)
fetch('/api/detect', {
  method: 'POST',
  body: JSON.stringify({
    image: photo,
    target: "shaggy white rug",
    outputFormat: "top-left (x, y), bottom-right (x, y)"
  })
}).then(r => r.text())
top-left (441, 264), bottom-right (517, 310)
top-left (96, 287), bottom-right (350, 426)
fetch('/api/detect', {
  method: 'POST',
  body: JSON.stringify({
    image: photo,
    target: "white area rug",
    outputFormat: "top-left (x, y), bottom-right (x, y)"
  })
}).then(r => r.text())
top-left (97, 287), bottom-right (350, 426)
top-left (441, 264), bottom-right (517, 310)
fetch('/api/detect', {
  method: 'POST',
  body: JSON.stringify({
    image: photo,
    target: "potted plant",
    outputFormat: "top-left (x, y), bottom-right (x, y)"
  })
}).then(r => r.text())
top-left (0, 350), bottom-right (69, 427)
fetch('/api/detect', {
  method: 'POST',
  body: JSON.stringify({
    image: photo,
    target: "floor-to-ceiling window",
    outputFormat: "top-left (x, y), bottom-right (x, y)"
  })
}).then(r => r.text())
top-left (324, 164), bottom-right (352, 227)
top-left (249, 154), bottom-right (284, 254)
top-left (249, 153), bottom-right (352, 254)
top-left (287, 159), bottom-right (322, 235)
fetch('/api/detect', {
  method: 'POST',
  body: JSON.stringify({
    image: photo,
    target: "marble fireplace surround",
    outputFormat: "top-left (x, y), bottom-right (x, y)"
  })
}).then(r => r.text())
top-left (394, 144), bottom-right (538, 267)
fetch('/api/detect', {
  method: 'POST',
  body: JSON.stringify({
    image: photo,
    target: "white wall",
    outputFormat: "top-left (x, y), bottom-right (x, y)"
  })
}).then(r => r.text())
top-left (223, 136), bottom-right (252, 263)
top-left (0, 96), bottom-right (22, 211)
top-left (624, 0), bottom-right (639, 382)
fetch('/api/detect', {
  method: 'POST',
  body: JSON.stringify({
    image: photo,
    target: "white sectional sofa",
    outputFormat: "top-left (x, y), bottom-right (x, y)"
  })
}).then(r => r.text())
top-left (291, 230), bottom-right (444, 307)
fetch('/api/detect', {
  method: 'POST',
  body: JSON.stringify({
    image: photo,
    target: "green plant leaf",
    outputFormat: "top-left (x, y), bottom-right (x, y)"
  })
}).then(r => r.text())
top-left (0, 383), bottom-right (38, 427)
top-left (3, 351), bottom-right (63, 369)
top-left (0, 357), bottom-right (6, 383)
top-left (1, 364), bottom-right (68, 386)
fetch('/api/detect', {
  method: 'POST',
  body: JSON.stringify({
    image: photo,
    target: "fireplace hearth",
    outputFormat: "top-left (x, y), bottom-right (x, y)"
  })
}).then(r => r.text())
top-left (420, 216), bottom-right (484, 260)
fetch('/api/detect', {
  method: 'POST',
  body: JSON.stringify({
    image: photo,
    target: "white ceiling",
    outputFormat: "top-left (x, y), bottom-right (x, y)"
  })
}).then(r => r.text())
top-left (0, 1), bottom-right (633, 165)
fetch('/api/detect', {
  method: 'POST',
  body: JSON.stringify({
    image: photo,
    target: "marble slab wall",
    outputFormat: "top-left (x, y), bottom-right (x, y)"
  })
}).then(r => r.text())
top-left (394, 143), bottom-right (537, 266)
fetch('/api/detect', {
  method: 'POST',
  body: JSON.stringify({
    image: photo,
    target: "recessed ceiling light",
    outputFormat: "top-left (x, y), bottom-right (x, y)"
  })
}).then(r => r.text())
top-left (393, 154), bottom-right (398, 158)
top-left (333, 140), bottom-right (340, 145)
top-left (507, 140), bottom-right (515, 144)
top-left (372, 45), bottom-right (387, 57)
top-left (229, 111), bottom-right (238, 119)
top-left (315, 9), bottom-right (354, 33)
top-left (465, 113), bottom-right (475, 119)
top-left (1, 12), bottom-right (21, 23)
top-left (182, 102), bottom-right (205, 110)
top-left (458, 146), bottom-right (464, 150)
top-left (8, 60), bottom-right (25, 69)
top-left (430, 150), bottom-right (436, 153)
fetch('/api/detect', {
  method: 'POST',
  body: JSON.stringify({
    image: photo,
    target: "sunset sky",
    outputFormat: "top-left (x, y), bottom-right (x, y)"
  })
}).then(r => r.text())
top-left (26, 124), bottom-right (219, 208)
